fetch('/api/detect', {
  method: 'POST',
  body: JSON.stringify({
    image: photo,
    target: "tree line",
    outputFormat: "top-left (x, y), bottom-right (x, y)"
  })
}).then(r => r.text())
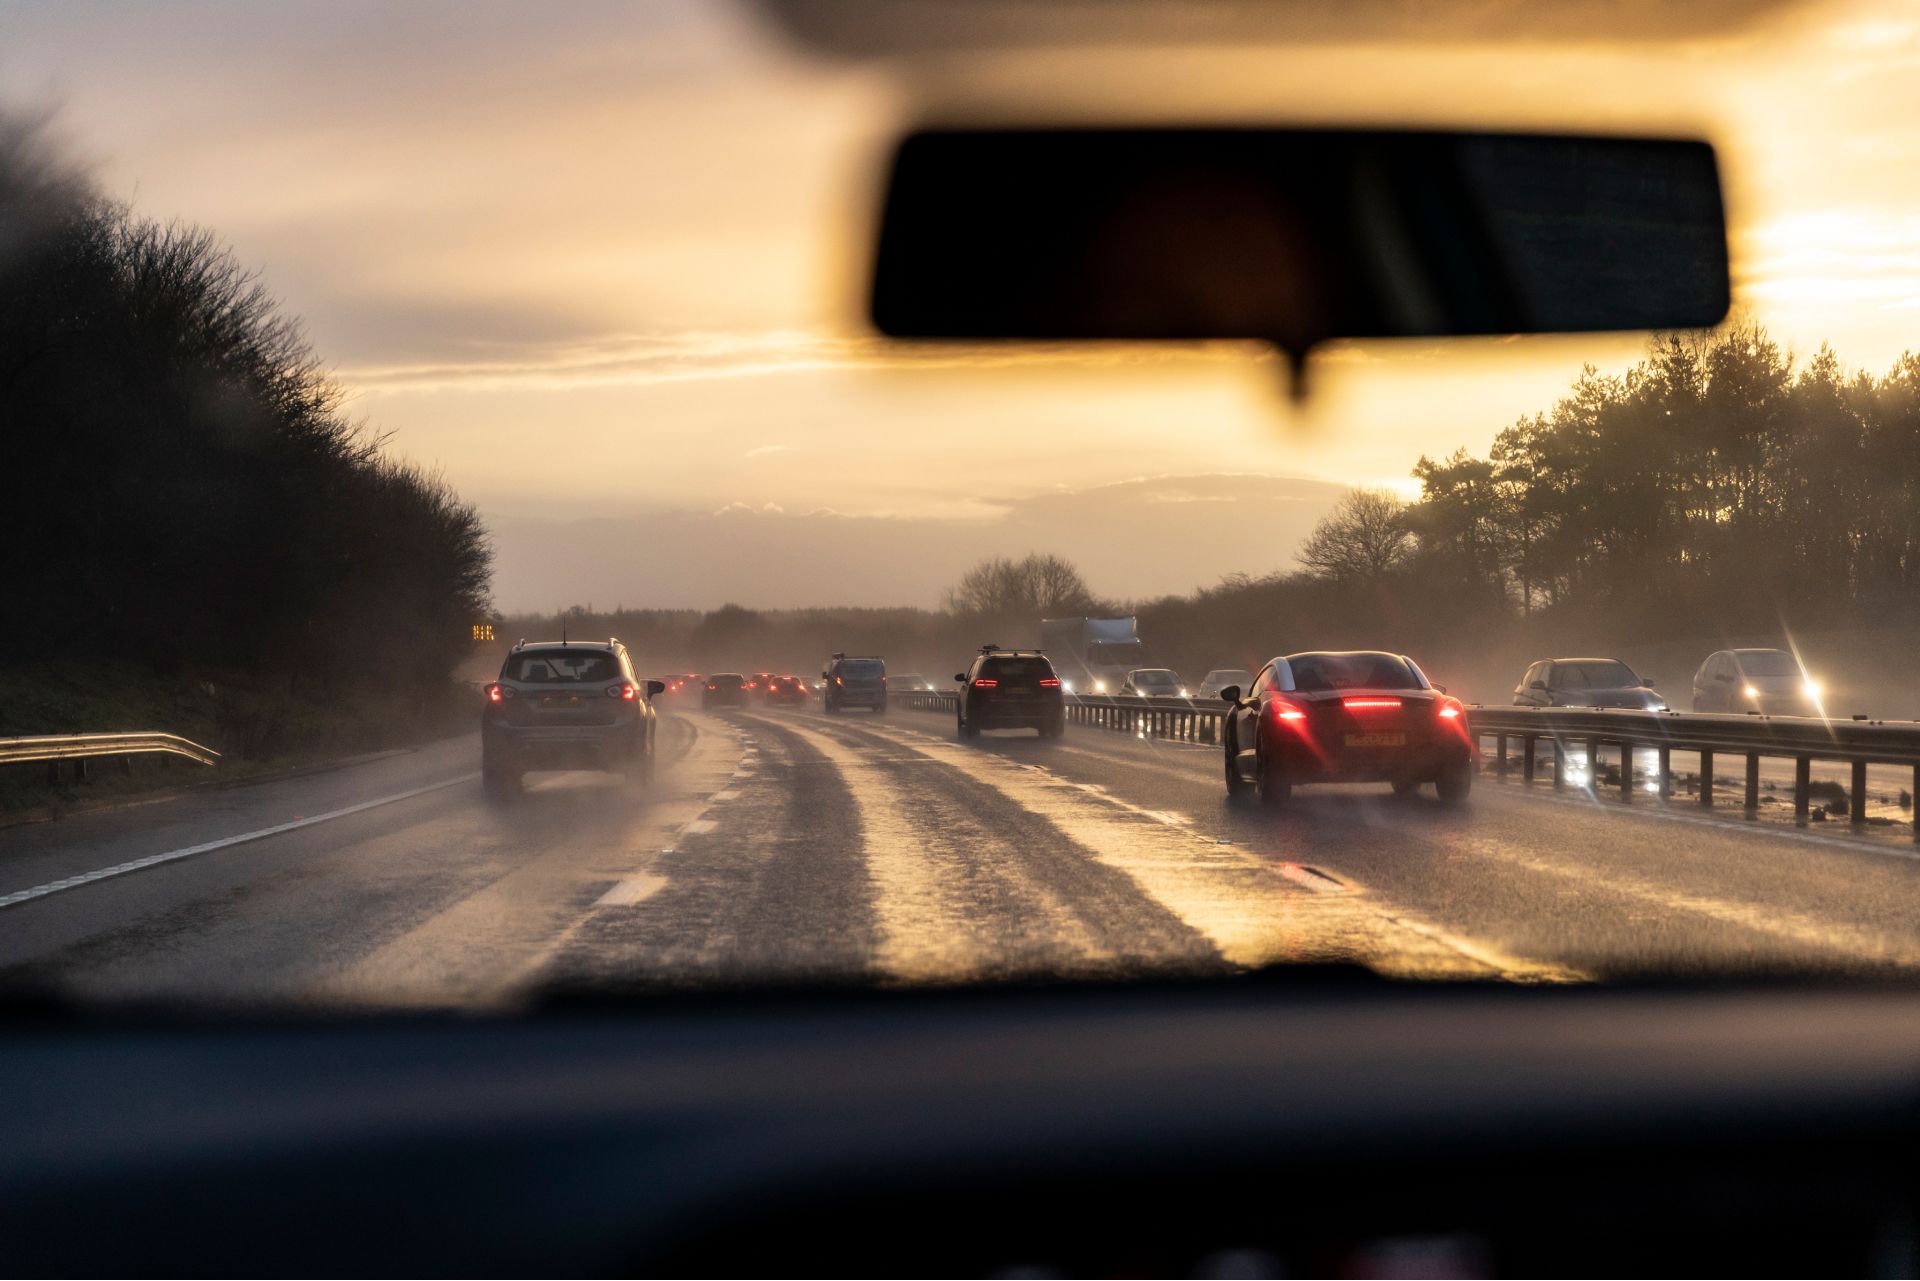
top-left (1, 116), bottom-right (489, 748)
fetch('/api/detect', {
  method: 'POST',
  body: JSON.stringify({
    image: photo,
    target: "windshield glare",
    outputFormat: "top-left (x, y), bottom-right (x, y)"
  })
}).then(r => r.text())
top-left (6, 0), bottom-right (1920, 1015)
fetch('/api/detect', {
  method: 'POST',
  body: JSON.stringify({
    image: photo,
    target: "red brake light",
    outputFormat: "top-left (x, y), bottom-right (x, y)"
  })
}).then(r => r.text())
top-left (486, 683), bottom-right (504, 703)
top-left (1437, 696), bottom-right (1465, 721)
top-left (974, 678), bottom-right (999, 689)
top-left (1038, 678), bottom-right (1060, 687)
top-left (1342, 698), bottom-right (1402, 711)
top-left (608, 683), bottom-right (636, 700)
top-left (1269, 699), bottom-right (1306, 722)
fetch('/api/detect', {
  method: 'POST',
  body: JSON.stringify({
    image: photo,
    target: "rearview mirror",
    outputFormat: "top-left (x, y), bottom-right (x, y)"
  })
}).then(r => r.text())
top-left (955, 673), bottom-right (967, 683)
top-left (1218, 686), bottom-right (1240, 704)
top-left (645, 679), bottom-right (667, 698)
top-left (873, 128), bottom-right (1728, 386)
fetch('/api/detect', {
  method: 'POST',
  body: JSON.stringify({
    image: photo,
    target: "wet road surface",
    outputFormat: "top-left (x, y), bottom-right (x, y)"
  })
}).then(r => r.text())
top-left (6, 697), bottom-right (1920, 1008)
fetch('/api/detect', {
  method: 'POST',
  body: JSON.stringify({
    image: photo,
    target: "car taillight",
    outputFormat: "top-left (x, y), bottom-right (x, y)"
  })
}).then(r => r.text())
top-left (974, 678), bottom-right (999, 689)
top-left (1437, 696), bottom-right (1465, 721)
top-left (1342, 698), bottom-right (1402, 711)
top-left (834, 676), bottom-right (843, 685)
top-left (608, 683), bottom-right (637, 700)
top-left (707, 682), bottom-right (716, 690)
top-left (1268, 699), bottom-right (1306, 723)
top-left (1038, 678), bottom-right (1060, 687)
top-left (486, 683), bottom-right (513, 702)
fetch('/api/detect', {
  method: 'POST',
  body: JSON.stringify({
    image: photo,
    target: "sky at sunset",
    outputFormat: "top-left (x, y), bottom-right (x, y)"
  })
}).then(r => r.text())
top-left (6, 0), bottom-right (1919, 610)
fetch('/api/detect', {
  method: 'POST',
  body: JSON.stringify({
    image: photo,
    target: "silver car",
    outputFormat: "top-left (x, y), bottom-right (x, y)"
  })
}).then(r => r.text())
top-left (1691, 648), bottom-right (1822, 715)
top-left (1197, 668), bottom-right (1254, 700)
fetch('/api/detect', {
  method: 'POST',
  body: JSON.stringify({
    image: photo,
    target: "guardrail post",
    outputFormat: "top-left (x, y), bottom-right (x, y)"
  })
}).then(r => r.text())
top-left (1495, 734), bottom-right (1508, 779)
top-left (1522, 735), bottom-right (1536, 784)
top-left (1552, 738), bottom-right (1566, 791)
top-left (1699, 749), bottom-right (1713, 807)
top-left (1745, 754), bottom-right (1760, 818)
top-left (1585, 736), bottom-right (1600, 790)
top-left (1657, 745), bottom-right (1671, 799)
top-left (1620, 741), bottom-right (1633, 802)
top-left (1914, 764), bottom-right (1919, 844)
top-left (1794, 756), bottom-right (1811, 824)
top-left (1851, 760), bottom-right (1868, 826)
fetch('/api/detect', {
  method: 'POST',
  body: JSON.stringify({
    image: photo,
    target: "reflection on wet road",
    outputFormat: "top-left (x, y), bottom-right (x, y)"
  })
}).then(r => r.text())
top-left (7, 697), bottom-right (1920, 1009)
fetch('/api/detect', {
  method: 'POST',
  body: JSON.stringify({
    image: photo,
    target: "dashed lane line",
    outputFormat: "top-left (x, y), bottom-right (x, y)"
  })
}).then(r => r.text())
top-left (0, 774), bottom-right (479, 912)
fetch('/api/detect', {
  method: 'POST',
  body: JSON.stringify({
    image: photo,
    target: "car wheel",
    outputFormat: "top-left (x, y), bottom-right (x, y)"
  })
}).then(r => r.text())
top-left (1043, 714), bottom-right (1065, 739)
top-left (875, 698), bottom-right (888, 716)
top-left (1255, 736), bottom-right (1291, 808)
top-left (482, 757), bottom-right (520, 803)
top-left (1436, 755), bottom-right (1474, 804)
top-left (625, 736), bottom-right (654, 788)
top-left (1224, 725), bottom-right (1250, 799)
top-left (959, 707), bottom-right (979, 740)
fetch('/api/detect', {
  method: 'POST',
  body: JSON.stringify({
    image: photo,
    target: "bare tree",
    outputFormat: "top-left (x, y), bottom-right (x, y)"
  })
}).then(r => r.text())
top-left (944, 552), bottom-right (1098, 618)
top-left (1296, 488), bottom-right (1412, 582)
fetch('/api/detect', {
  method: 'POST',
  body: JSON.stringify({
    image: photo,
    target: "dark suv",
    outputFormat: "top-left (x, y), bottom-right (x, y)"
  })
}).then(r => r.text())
top-left (822, 653), bottom-right (887, 714)
top-left (703, 673), bottom-right (747, 708)
top-left (481, 639), bottom-right (661, 800)
top-left (955, 647), bottom-right (1065, 739)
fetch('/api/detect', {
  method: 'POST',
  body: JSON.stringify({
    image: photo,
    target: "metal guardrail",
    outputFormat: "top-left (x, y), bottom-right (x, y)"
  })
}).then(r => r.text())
top-left (0, 732), bottom-right (221, 782)
top-left (1467, 707), bottom-right (1920, 837)
top-left (896, 690), bottom-right (1920, 839)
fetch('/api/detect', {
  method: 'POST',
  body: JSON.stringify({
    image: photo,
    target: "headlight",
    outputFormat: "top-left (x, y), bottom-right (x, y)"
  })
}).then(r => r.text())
top-left (1743, 685), bottom-right (1759, 699)
top-left (1178, 688), bottom-right (1189, 697)
top-left (1092, 679), bottom-right (1107, 692)
top-left (1804, 679), bottom-right (1822, 699)
top-left (1062, 680), bottom-right (1073, 693)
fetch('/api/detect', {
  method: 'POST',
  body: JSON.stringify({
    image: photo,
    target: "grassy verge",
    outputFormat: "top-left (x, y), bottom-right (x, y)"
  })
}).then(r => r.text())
top-left (0, 662), bottom-right (479, 819)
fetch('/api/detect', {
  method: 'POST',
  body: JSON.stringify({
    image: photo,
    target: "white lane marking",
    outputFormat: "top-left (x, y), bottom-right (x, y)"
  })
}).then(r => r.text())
top-left (595, 872), bottom-right (669, 907)
top-left (710, 789), bottom-right (741, 801)
top-left (682, 818), bottom-right (718, 834)
top-left (0, 774), bottom-right (479, 911)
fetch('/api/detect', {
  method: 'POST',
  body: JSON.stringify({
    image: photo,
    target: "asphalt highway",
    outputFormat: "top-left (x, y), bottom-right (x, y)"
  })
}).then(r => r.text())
top-left (7, 695), bottom-right (1920, 1009)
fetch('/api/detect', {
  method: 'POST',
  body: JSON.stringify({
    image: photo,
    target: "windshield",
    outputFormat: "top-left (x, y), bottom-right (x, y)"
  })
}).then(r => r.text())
top-left (6, 0), bottom-right (1920, 1019)
top-left (1735, 651), bottom-right (1796, 677)
top-left (1287, 653), bottom-right (1422, 691)
top-left (1551, 661), bottom-right (1639, 690)
top-left (504, 651), bottom-right (619, 684)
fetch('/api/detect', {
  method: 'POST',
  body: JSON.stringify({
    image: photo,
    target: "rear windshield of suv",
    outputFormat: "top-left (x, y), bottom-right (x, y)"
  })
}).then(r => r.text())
top-left (709, 673), bottom-right (744, 688)
top-left (837, 659), bottom-right (884, 677)
top-left (504, 651), bottom-right (619, 683)
top-left (982, 656), bottom-right (1056, 680)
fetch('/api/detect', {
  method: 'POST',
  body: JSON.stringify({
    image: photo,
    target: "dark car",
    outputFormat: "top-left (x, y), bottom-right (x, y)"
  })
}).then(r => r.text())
top-left (748, 671), bottom-right (776, 697)
top-left (766, 674), bottom-right (808, 705)
top-left (703, 672), bottom-right (747, 709)
top-left (480, 639), bottom-right (661, 800)
top-left (1220, 651), bottom-right (1471, 805)
top-left (823, 653), bottom-right (887, 713)
top-left (956, 647), bottom-right (1065, 739)
top-left (1513, 657), bottom-right (1669, 711)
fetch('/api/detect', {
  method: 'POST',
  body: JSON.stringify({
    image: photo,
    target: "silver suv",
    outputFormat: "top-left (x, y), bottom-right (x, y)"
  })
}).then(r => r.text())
top-left (481, 639), bottom-right (662, 800)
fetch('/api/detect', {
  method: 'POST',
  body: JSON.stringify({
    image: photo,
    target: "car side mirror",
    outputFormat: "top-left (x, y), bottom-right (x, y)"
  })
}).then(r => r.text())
top-left (1434, 683), bottom-right (1447, 695)
top-left (1529, 680), bottom-right (1548, 691)
top-left (1218, 686), bottom-right (1240, 704)
top-left (1715, 672), bottom-right (1733, 682)
top-left (645, 679), bottom-right (667, 698)
top-left (954, 673), bottom-right (967, 683)
top-left (1644, 677), bottom-right (1657, 687)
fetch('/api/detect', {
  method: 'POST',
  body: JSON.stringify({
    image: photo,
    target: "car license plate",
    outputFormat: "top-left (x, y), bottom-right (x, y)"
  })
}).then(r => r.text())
top-left (1344, 732), bottom-right (1406, 747)
top-left (541, 695), bottom-right (581, 708)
